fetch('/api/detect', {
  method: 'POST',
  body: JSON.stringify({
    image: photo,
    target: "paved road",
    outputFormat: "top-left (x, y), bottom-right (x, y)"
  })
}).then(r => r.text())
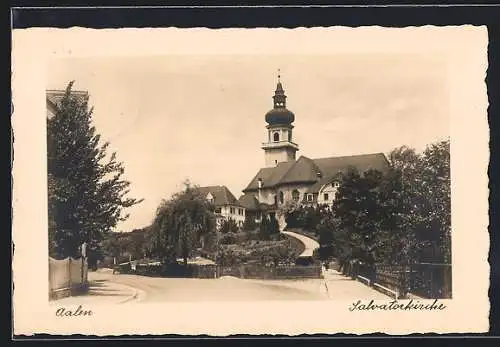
top-left (95, 270), bottom-right (326, 302)
top-left (281, 230), bottom-right (320, 257)
top-left (51, 268), bottom-right (389, 305)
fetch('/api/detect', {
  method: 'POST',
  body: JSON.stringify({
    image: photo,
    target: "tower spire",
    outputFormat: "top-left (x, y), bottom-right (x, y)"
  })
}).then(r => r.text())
top-left (273, 69), bottom-right (286, 108)
top-left (263, 71), bottom-right (298, 167)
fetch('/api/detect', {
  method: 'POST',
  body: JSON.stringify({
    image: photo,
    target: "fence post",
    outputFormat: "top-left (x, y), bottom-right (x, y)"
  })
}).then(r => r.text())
top-left (81, 257), bottom-right (84, 287)
top-left (67, 257), bottom-right (72, 295)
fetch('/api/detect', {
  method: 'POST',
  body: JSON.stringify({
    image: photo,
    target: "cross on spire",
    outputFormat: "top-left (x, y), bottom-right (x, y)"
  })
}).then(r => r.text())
top-left (278, 68), bottom-right (281, 82)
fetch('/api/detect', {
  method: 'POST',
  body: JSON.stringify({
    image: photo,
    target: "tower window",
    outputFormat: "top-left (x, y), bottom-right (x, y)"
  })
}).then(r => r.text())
top-left (279, 191), bottom-right (284, 204)
top-left (292, 189), bottom-right (300, 202)
top-left (273, 132), bottom-right (280, 142)
top-left (307, 194), bottom-right (314, 202)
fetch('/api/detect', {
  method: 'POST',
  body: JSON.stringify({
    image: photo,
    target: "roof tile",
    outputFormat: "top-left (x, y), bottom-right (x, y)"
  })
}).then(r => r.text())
top-left (194, 185), bottom-right (240, 207)
top-left (244, 153), bottom-right (389, 193)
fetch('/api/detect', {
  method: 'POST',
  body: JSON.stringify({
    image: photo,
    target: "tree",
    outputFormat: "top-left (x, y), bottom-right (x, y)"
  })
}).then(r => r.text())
top-left (330, 167), bottom-right (386, 267)
top-left (279, 199), bottom-right (301, 229)
top-left (47, 82), bottom-right (143, 259)
top-left (147, 181), bottom-right (216, 266)
top-left (259, 214), bottom-right (271, 240)
top-left (269, 214), bottom-right (280, 235)
top-left (384, 140), bottom-right (451, 264)
top-left (242, 213), bottom-right (257, 231)
top-left (412, 140), bottom-right (451, 263)
top-left (219, 218), bottom-right (239, 234)
top-left (101, 232), bottom-right (122, 260)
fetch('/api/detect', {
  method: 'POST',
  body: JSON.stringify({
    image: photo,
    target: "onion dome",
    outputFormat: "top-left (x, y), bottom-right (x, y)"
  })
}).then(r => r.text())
top-left (265, 71), bottom-right (295, 125)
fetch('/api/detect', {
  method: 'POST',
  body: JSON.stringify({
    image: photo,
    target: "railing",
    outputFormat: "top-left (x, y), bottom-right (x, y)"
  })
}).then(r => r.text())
top-left (408, 263), bottom-right (452, 299)
top-left (49, 257), bottom-right (89, 300)
top-left (342, 261), bottom-right (452, 299)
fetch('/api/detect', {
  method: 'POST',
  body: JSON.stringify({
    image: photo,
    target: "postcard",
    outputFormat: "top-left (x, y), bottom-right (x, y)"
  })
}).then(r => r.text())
top-left (12, 26), bottom-right (490, 336)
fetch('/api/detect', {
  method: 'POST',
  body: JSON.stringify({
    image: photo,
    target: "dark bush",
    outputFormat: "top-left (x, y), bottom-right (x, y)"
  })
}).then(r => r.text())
top-left (219, 232), bottom-right (237, 245)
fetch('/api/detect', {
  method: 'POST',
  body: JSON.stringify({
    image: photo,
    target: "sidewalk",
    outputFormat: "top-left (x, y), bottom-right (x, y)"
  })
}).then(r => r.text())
top-left (323, 269), bottom-right (391, 299)
top-left (49, 269), bottom-right (140, 305)
top-left (224, 269), bottom-right (391, 300)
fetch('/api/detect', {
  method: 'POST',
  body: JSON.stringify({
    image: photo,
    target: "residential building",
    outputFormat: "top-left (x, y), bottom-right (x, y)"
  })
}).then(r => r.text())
top-left (195, 185), bottom-right (246, 229)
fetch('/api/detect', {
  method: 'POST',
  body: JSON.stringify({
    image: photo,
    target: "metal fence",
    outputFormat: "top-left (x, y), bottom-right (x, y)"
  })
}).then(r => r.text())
top-left (408, 263), bottom-right (452, 299)
top-left (344, 261), bottom-right (452, 299)
top-left (49, 257), bottom-right (89, 300)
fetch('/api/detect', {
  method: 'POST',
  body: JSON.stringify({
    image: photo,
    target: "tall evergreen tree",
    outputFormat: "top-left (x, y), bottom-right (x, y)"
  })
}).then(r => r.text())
top-left (47, 81), bottom-right (143, 259)
top-left (259, 214), bottom-right (271, 240)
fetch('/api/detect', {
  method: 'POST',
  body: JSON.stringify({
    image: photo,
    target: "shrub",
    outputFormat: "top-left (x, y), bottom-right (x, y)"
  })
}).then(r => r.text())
top-left (220, 218), bottom-right (240, 234)
top-left (219, 232), bottom-right (237, 245)
top-left (242, 214), bottom-right (257, 231)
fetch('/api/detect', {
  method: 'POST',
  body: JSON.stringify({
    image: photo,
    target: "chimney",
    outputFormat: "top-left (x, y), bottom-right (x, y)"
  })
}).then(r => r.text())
top-left (257, 178), bottom-right (263, 203)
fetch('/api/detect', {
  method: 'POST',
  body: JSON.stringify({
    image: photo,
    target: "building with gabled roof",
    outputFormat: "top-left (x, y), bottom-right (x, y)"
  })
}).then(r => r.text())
top-left (238, 72), bottom-right (390, 223)
top-left (194, 185), bottom-right (246, 228)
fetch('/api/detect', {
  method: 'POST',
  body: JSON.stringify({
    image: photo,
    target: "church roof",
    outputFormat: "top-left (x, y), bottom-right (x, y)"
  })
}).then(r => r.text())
top-left (243, 160), bottom-right (296, 192)
top-left (194, 185), bottom-right (241, 207)
top-left (243, 153), bottom-right (390, 193)
top-left (238, 193), bottom-right (276, 212)
top-left (237, 193), bottom-right (260, 210)
top-left (265, 107), bottom-right (295, 125)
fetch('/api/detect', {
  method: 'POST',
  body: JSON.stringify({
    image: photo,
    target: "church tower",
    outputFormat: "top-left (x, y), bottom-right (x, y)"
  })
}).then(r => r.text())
top-left (261, 71), bottom-right (299, 167)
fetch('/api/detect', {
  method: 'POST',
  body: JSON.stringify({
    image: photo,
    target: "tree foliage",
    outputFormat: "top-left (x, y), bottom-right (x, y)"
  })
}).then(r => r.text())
top-left (219, 218), bottom-right (240, 234)
top-left (318, 139), bottom-right (451, 268)
top-left (242, 213), bottom-right (257, 231)
top-left (100, 228), bottom-right (149, 263)
top-left (258, 213), bottom-right (280, 240)
top-left (146, 181), bottom-right (217, 265)
top-left (47, 81), bottom-right (143, 259)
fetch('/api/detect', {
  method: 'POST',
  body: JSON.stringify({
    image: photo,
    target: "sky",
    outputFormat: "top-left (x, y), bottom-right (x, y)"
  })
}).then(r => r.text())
top-left (47, 53), bottom-right (450, 232)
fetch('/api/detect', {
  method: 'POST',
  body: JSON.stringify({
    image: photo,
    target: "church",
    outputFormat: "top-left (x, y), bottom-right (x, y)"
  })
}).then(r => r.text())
top-left (237, 73), bottom-right (390, 224)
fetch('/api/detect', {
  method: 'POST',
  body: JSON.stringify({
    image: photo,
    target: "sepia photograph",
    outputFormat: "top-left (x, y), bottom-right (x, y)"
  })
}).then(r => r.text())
top-left (46, 54), bottom-right (452, 305)
top-left (12, 26), bottom-right (489, 335)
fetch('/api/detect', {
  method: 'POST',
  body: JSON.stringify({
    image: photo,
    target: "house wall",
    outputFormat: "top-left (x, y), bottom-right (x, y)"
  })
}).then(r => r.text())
top-left (219, 204), bottom-right (246, 227)
top-left (317, 182), bottom-right (340, 205)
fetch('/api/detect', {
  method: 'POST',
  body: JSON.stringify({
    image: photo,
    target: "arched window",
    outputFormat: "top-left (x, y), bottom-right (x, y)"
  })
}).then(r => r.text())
top-left (292, 189), bottom-right (300, 202)
top-left (273, 132), bottom-right (280, 142)
top-left (279, 191), bottom-right (284, 204)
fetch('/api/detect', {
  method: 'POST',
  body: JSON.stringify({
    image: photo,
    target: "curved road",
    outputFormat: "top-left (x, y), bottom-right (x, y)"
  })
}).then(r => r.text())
top-left (281, 230), bottom-right (320, 257)
top-left (87, 270), bottom-right (327, 302)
